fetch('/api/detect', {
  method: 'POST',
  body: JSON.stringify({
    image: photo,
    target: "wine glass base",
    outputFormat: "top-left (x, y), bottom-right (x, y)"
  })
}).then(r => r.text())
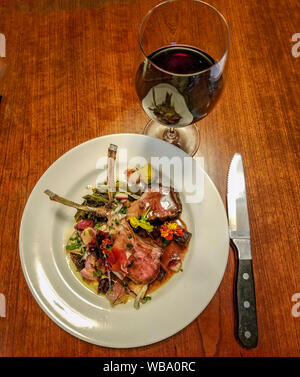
top-left (143, 120), bottom-right (200, 156)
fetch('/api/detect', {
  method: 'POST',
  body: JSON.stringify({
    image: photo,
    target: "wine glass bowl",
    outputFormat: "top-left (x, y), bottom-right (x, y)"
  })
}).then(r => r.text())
top-left (135, 0), bottom-right (230, 155)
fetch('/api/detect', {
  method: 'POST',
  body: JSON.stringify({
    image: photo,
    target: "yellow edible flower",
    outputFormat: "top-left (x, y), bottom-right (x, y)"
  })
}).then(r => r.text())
top-left (129, 216), bottom-right (140, 228)
top-left (129, 208), bottom-right (154, 232)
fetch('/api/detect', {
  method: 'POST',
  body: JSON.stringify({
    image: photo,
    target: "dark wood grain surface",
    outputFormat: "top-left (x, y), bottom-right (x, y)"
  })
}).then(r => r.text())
top-left (0, 0), bottom-right (299, 357)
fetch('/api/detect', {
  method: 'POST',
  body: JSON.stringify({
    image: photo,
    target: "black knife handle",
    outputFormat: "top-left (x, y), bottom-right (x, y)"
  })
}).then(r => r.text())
top-left (236, 259), bottom-right (258, 348)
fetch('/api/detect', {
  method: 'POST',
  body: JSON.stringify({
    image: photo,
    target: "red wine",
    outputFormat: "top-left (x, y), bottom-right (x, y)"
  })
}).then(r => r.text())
top-left (135, 46), bottom-right (223, 126)
top-left (149, 46), bottom-right (214, 74)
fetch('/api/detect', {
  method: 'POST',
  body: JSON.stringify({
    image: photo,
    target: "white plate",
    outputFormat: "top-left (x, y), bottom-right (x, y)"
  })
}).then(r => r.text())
top-left (19, 134), bottom-right (229, 348)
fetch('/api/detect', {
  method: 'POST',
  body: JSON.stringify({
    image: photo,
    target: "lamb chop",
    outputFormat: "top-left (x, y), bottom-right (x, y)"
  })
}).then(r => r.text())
top-left (112, 220), bottom-right (163, 285)
top-left (126, 186), bottom-right (182, 222)
top-left (44, 144), bottom-right (118, 218)
top-left (44, 189), bottom-right (108, 218)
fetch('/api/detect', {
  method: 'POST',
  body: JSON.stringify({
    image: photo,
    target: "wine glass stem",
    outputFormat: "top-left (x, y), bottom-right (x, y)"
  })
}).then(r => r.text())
top-left (163, 127), bottom-right (179, 144)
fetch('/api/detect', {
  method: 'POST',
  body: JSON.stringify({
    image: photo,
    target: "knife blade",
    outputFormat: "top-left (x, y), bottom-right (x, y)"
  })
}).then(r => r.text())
top-left (227, 153), bottom-right (258, 348)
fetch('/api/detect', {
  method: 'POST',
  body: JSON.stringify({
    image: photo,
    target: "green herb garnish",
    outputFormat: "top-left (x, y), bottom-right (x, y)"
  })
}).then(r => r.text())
top-left (93, 270), bottom-right (103, 277)
top-left (162, 239), bottom-right (171, 248)
top-left (80, 247), bottom-right (87, 262)
top-left (119, 207), bottom-right (128, 214)
top-left (66, 236), bottom-right (82, 251)
top-left (126, 243), bottom-right (133, 249)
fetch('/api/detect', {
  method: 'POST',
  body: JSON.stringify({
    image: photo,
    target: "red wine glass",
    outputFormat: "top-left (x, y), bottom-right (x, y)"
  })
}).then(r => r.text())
top-left (135, 0), bottom-right (230, 156)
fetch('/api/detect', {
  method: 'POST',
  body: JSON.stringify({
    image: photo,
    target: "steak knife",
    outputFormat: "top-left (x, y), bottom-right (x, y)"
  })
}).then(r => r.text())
top-left (227, 153), bottom-right (258, 348)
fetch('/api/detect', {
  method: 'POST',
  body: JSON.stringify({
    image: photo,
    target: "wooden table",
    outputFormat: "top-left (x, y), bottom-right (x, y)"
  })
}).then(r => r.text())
top-left (0, 0), bottom-right (299, 357)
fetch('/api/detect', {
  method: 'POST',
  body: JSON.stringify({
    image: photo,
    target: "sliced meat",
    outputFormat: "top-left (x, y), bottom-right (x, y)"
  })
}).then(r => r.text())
top-left (161, 241), bottom-right (185, 272)
top-left (106, 281), bottom-right (126, 305)
top-left (174, 230), bottom-right (192, 247)
top-left (113, 220), bottom-right (163, 284)
top-left (112, 220), bottom-right (135, 251)
top-left (75, 219), bottom-right (94, 230)
top-left (80, 253), bottom-right (97, 281)
top-left (106, 246), bottom-right (128, 276)
top-left (126, 186), bottom-right (182, 222)
top-left (80, 227), bottom-right (97, 245)
top-left (127, 243), bottom-right (162, 284)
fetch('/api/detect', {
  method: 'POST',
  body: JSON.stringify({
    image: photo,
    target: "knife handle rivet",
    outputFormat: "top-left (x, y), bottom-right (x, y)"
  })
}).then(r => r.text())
top-left (243, 273), bottom-right (249, 280)
top-left (245, 331), bottom-right (251, 339)
top-left (243, 301), bottom-right (250, 308)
